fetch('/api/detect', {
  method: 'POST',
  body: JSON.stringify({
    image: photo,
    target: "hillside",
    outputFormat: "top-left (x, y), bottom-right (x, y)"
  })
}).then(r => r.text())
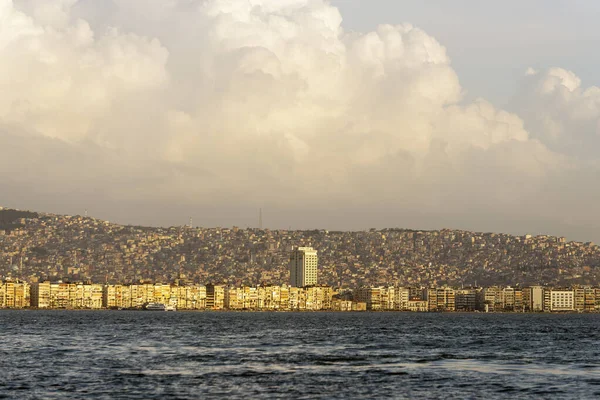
top-left (0, 209), bottom-right (39, 233)
top-left (0, 208), bottom-right (599, 287)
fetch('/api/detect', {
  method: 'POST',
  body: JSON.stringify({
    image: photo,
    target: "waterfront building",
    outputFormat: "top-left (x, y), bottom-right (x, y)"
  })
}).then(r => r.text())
top-left (288, 286), bottom-right (307, 310)
top-left (167, 285), bottom-right (190, 309)
top-left (407, 299), bottom-right (428, 312)
top-left (455, 288), bottom-right (482, 311)
top-left (408, 287), bottom-right (422, 300)
top-left (224, 286), bottom-right (242, 310)
top-left (246, 286), bottom-right (259, 309)
top-left (584, 287), bottom-right (595, 312)
top-left (523, 286), bottom-right (544, 312)
top-left (544, 288), bottom-right (553, 311)
top-left (84, 284), bottom-right (103, 309)
top-left (131, 283), bottom-right (155, 306)
top-left (573, 286), bottom-right (595, 312)
top-left (103, 284), bottom-right (120, 308)
top-left (31, 281), bottom-right (51, 308)
top-left (306, 285), bottom-right (334, 310)
top-left (332, 298), bottom-right (353, 311)
top-left (426, 287), bottom-right (455, 311)
top-left (6, 278), bottom-right (600, 313)
top-left (50, 282), bottom-right (68, 308)
top-left (280, 285), bottom-right (290, 310)
top-left (178, 284), bottom-right (206, 309)
top-left (289, 247), bottom-right (318, 287)
top-left (522, 287), bottom-right (531, 311)
top-left (354, 286), bottom-right (397, 310)
top-left (382, 287), bottom-right (395, 310)
top-left (354, 287), bottom-right (383, 310)
top-left (225, 286), bottom-right (257, 310)
top-left (102, 283), bottom-right (207, 309)
top-left (502, 287), bottom-right (523, 311)
top-left (153, 284), bottom-right (171, 305)
top-left (224, 285), bottom-right (334, 311)
top-left (258, 285), bottom-right (284, 310)
top-left (394, 287), bottom-right (410, 311)
top-left (120, 284), bottom-right (133, 308)
top-left (550, 289), bottom-right (575, 311)
top-left (206, 284), bottom-right (225, 310)
top-left (483, 286), bottom-right (503, 312)
top-left (30, 282), bottom-right (102, 309)
top-left (0, 280), bottom-right (30, 308)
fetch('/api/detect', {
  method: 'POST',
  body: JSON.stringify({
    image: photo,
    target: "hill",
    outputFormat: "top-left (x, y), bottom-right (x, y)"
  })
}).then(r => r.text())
top-left (0, 208), bottom-right (599, 287)
top-left (0, 209), bottom-right (39, 233)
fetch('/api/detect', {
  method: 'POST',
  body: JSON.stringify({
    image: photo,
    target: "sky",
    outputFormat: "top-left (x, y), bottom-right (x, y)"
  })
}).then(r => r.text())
top-left (332, 0), bottom-right (600, 106)
top-left (1, 0), bottom-right (600, 242)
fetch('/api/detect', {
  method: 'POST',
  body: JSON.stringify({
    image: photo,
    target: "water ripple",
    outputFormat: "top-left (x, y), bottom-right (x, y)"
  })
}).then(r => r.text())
top-left (0, 311), bottom-right (599, 399)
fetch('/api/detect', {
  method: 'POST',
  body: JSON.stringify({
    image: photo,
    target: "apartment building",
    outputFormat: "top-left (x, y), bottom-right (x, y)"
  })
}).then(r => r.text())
top-left (455, 288), bottom-right (482, 311)
top-left (426, 287), bottom-right (455, 311)
top-left (550, 290), bottom-right (575, 311)
top-left (0, 280), bottom-right (30, 308)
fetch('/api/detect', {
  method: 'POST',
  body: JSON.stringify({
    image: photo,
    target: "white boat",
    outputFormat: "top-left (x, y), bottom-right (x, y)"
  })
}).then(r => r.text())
top-left (165, 304), bottom-right (176, 311)
top-left (145, 302), bottom-right (166, 311)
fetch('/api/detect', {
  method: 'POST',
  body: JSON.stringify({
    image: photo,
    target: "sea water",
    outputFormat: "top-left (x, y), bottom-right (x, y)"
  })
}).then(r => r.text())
top-left (1, 311), bottom-right (599, 399)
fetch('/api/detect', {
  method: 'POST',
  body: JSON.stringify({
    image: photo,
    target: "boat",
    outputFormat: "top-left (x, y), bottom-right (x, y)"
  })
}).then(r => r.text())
top-left (144, 302), bottom-right (166, 311)
top-left (165, 304), bottom-right (176, 312)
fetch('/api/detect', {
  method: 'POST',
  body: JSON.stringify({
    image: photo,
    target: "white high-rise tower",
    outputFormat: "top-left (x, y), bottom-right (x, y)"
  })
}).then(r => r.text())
top-left (289, 247), bottom-right (318, 287)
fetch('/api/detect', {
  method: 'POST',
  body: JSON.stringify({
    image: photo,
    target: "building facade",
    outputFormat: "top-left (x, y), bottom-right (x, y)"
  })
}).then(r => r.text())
top-left (289, 247), bottom-right (318, 287)
top-left (1, 280), bottom-right (30, 308)
top-left (550, 290), bottom-right (574, 311)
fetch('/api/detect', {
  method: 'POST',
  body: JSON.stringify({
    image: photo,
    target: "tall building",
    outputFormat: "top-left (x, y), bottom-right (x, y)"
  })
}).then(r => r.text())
top-left (530, 286), bottom-right (544, 312)
top-left (289, 247), bottom-right (318, 287)
top-left (206, 284), bottom-right (224, 310)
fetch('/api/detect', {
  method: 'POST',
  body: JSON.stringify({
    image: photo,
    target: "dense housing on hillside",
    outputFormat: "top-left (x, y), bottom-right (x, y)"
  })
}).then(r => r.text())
top-left (1, 208), bottom-right (600, 288)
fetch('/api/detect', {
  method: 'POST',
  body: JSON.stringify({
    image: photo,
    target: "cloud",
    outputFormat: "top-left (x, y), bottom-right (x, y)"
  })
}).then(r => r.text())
top-left (513, 67), bottom-right (600, 160)
top-left (0, 0), bottom-right (596, 240)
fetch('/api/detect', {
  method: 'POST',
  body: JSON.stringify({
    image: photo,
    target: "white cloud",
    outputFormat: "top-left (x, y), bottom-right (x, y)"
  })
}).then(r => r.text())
top-left (0, 0), bottom-right (596, 240)
top-left (0, 0), bottom-right (169, 142)
top-left (514, 67), bottom-right (600, 159)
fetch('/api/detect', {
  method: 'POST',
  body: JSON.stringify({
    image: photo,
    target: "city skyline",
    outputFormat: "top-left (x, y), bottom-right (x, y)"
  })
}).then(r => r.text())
top-left (1, 1), bottom-right (600, 242)
top-left (3, 278), bottom-right (600, 314)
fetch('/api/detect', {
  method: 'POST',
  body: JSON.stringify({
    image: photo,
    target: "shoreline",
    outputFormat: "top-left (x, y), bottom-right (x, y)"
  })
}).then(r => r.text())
top-left (0, 308), bottom-right (597, 314)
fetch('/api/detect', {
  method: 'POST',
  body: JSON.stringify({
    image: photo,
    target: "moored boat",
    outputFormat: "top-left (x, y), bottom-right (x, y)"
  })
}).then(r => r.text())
top-left (144, 302), bottom-right (166, 311)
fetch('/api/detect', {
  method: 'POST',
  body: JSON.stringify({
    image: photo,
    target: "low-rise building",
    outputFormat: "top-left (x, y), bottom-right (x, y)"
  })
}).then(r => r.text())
top-left (407, 299), bottom-right (428, 312)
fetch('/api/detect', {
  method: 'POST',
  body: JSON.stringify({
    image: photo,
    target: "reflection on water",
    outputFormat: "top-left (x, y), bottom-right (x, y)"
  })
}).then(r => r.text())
top-left (1, 311), bottom-right (599, 399)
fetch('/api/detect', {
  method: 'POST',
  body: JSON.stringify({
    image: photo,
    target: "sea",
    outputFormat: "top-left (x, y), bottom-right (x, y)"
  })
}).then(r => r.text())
top-left (1, 311), bottom-right (599, 399)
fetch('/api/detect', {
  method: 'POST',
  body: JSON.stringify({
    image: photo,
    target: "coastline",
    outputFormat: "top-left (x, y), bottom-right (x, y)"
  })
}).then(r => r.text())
top-left (1, 308), bottom-right (597, 314)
